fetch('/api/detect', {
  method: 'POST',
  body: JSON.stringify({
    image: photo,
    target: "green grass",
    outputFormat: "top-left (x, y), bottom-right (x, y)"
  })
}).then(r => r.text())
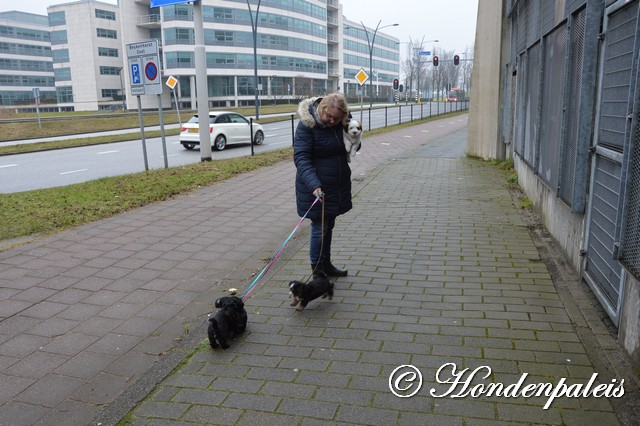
top-left (0, 104), bottom-right (300, 143)
top-left (0, 148), bottom-right (292, 242)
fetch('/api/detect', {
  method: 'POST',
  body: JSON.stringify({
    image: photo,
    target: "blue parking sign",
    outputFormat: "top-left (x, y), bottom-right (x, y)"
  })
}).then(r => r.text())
top-left (131, 63), bottom-right (141, 84)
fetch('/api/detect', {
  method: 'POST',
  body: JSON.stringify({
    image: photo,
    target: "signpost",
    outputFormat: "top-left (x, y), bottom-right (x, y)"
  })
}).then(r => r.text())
top-left (355, 68), bottom-right (369, 123)
top-left (126, 39), bottom-right (167, 170)
top-left (32, 88), bottom-right (42, 128)
top-left (418, 51), bottom-right (431, 56)
top-left (166, 75), bottom-right (182, 127)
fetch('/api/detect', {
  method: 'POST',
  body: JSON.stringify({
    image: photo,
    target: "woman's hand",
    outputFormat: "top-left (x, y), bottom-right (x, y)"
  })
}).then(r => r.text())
top-left (313, 188), bottom-right (324, 199)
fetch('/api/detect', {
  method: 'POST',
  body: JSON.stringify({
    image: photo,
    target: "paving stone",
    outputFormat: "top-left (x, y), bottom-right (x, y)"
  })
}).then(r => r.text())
top-left (1, 118), bottom-right (631, 426)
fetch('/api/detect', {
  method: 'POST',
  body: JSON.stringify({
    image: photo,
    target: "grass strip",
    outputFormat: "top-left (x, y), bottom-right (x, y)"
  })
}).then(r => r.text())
top-left (0, 148), bottom-right (292, 241)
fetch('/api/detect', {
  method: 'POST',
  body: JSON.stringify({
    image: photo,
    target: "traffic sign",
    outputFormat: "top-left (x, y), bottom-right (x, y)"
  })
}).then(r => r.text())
top-left (419, 51), bottom-right (431, 56)
top-left (355, 68), bottom-right (369, 86)
top-left (166, 75), bottom-right (178, 90)
top-left (150, 0), bottom-right (196, 6)
top-left (126, 40), bottom-right (162, 95)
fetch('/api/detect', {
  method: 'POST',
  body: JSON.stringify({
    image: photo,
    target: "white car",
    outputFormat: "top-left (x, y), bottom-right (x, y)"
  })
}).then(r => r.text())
top-left (179, 111), bottom-right (264, 151)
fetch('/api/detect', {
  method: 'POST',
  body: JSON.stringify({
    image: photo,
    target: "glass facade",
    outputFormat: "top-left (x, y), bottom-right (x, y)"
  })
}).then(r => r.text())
top-left (0, 2), bottom-right (400, 110)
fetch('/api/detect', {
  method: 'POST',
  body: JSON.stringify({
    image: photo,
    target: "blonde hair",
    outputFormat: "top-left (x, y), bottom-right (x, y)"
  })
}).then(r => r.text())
top-left (317, 93), bottom-right (349, 124)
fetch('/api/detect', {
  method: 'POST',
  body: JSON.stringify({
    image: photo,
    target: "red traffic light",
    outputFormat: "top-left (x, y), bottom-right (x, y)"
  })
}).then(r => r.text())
top-left (393, 78), bottom-right (399, 90)
top-left (433, 56), bottom-right (439, 67)
top-left (454, 55), bottom-right (460, 66)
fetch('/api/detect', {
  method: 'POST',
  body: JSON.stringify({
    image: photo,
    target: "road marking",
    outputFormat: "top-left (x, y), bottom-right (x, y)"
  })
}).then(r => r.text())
top-left (0, 164), bottom-right (18, 169)
top-left (60, 169), bottom-right (88, 175)
top-left (97, 150), bottom-right (119, 154)
top-left (381, 143), bottom-right (390, 145)
top-left (404, 135), bottom-right (412, 138)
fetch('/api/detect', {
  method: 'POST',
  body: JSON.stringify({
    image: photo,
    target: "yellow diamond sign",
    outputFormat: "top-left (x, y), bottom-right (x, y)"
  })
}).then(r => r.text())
top-left (355, 68), bottom-right (369, 86)
top-left (165, 75), bottom-right (178, 90)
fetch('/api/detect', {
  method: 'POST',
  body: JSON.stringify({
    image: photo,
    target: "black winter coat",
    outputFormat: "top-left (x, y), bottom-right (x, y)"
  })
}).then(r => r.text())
top-left (294, 97), bottom-right (352, 221)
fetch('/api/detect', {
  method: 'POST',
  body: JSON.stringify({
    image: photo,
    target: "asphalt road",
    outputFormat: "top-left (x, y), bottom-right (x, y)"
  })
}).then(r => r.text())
top-left (0, 102), bottom-right (465, 193)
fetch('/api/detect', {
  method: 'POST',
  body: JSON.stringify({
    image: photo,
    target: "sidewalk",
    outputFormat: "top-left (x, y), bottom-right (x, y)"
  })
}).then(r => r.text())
top-left (0, 115), bottom-right (637, 425)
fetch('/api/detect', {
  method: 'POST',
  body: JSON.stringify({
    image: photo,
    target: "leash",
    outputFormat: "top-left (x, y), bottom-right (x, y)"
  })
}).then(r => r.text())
top-left (241, 193), bottom-right (323, 301)
top-left (309, 193), bottom-right (326, 282)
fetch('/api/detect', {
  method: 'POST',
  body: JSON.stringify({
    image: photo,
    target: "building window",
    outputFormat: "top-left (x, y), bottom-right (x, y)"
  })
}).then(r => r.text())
top-left (98, 47), bottom-right (118, 57)
top-left (56, 86), bottom-right (73, 103)
top-left (50, 30), bottom-right (68, 45)
top-left (97, 28), bottom-right (117, 39)
top-left (48, 11), bottom-right (66, 26)
top-left (54, 67), bottom-right (71, 81)
top-left (100, 66), bottom-right (121, 76)
top-left (95, 9), bottom-right (116, 20)
top-left (101, 89), bottom-right (119, 98)
top-left (52, 49), bottom-right (69, 63)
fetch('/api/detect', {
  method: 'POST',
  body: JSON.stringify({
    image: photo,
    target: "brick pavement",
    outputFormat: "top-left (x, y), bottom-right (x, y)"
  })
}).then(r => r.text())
top-left (1, 114), bottom-right (636, 425)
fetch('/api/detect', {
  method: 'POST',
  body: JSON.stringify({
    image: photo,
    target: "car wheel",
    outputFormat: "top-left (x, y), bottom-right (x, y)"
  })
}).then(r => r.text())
top-left (213, 134), bottom-right (227, 151)
top-left (182, 143), bottom-right (196, 150)
top-left (253, 130), bottom-right (264, 145)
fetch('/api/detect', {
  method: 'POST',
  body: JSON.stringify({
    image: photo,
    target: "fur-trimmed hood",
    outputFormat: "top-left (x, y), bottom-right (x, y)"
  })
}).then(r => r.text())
top-left (297, 97), bottom-right (324, 129)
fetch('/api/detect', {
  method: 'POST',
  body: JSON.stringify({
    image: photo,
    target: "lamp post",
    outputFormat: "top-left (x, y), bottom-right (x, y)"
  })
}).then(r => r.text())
top-left (247, 0), bottom-right (262, 119)
top-left (413, 37), bottom-right (438, 103)
top-left (358, 21), bottom-right (398, 109)
top-left (397, 38), bottom-right (438, 103)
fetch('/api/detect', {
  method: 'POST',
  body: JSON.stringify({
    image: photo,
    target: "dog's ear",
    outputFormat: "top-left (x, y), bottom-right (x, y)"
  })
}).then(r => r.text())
top-left (214, 297), bottom-right (225, 308)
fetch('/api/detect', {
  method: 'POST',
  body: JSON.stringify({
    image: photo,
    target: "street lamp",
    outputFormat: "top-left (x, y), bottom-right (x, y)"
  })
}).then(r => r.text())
top-left (247, 0), bottom-right (262, 119)
top-left (397, 38), bottom-right (438, 103)
top-left (351, 21), bottom-right (398, 109)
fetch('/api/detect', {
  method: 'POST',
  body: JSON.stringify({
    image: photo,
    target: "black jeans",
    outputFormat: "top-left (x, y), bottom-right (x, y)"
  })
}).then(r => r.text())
top-left (310, 216), bottom-right (335, 266)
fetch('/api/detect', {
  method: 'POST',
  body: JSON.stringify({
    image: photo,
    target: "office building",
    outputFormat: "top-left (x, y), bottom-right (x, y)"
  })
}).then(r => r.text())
top-left (0, 0), bottom-right (399, 112)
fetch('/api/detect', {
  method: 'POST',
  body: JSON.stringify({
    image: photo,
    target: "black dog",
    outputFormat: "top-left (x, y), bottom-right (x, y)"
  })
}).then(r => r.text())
top-left (289, 274), bottom-right (334, 311)
top-left (208, 296), bottom-right (247, 349)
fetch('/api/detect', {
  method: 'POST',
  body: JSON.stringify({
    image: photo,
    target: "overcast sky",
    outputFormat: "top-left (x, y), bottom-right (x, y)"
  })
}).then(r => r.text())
top-left (10, 0), bottom-right (478, 57)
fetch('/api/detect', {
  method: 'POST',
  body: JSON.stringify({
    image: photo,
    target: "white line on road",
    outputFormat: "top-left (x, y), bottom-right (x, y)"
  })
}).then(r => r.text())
top-left (97, 150), bottom-right (120, 155)
top-left (0, 164), bottom-right (18, 169)
top-left (60, 169), bottom-right (88, 175)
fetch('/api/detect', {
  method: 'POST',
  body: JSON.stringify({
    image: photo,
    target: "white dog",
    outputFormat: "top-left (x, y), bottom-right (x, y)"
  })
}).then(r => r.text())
top-left (343, 118), bottom-right (363, 162)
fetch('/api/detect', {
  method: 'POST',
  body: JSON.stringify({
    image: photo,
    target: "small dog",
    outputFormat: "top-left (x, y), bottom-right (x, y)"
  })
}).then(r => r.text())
top-left (208, 296), bottom-right (247, 349)
top-left (343, 118), bottom-right (363, 162)
top-left (289, 274), bottom-right (335, 311)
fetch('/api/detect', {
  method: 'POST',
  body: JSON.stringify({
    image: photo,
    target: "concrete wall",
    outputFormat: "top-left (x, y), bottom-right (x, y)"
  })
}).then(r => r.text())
top-left (620, 274), bottom-right (640, 367)
top-left (467, 0), bottom-right (506, 160)
top-left (514, 156), bottom-right (586, 274)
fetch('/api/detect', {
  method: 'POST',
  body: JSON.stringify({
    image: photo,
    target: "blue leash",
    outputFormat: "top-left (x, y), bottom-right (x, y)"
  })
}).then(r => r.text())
top-left (241, 194), bottom-right (322, 300)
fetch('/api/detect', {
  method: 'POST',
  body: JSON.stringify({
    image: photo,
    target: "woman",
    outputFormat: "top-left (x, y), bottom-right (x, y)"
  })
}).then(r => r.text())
top-left (294, 93), bottom-right (352, 278)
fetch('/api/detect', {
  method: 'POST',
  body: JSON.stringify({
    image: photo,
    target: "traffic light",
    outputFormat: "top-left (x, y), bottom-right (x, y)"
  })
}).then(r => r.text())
top-left (433, 56), bottom-right (439, 67)
top-left (393, 78), bottom-right (399, 90)
top-left (454, 54), bottom-right (460, 66)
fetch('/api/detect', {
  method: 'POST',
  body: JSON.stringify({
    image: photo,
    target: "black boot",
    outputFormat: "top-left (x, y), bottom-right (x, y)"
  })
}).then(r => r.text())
top-left (311, 262), bottom-right (326, 278)
top-left (324, 261), bottom-right (348, 277)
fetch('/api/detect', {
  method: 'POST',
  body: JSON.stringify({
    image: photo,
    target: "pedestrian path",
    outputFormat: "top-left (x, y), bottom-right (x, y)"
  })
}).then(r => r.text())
top-left (107, 124), bottom-right (633, 424)
top-left (0, 114), bottom-right (636, 425)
